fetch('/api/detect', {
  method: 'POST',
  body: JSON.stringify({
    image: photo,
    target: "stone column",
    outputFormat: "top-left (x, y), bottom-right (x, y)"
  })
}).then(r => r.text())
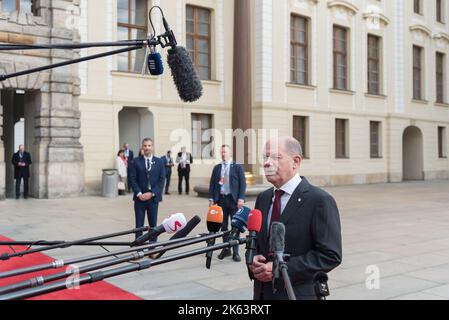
top-left (232, 0), bottom-right (252, 171)
top-left (35, 0), bottom-right (84, 198)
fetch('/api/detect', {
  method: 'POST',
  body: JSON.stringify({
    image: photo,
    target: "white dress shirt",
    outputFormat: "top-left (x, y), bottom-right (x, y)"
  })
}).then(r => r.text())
top-left (267, 174), bottom-right (302, 232)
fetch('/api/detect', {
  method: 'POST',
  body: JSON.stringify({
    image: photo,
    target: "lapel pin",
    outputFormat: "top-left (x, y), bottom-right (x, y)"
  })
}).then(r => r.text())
top-left (298, 198), bottom-right (302, 202)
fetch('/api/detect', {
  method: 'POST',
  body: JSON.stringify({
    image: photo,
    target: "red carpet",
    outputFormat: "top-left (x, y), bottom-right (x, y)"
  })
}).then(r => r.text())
top-left (0, 236), bottom-right (142, 300)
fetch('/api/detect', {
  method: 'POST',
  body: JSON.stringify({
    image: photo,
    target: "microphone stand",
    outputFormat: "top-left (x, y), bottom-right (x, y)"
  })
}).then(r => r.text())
top-left (0, 237), bottom-right (247, 300)
top-left (0, 232), bottom-right (228, 296)
top-left (0, 241), bottom-right (134, 247)
top-left (273, 253), bottom-right (296, 301)
top-left (0, 234), bottom-right (213, 280)
top-left (0, 226), bottom-right (150, 261)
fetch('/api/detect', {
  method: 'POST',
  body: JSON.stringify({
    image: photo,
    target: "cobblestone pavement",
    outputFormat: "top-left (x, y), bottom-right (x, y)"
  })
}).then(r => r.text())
top-left (1, 180), bottom-right (449, 300)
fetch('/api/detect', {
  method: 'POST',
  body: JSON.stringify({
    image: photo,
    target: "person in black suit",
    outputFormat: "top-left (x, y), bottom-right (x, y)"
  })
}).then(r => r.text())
top-left (123, 143), bottom-right (134, 162)
top-left (176, 147), bottom-right (193, 195)
top-left (162, 150), bottom-right (175, 195)
top-left (208, 145), bottom-right (247, 262)
top-left (11, 145), bottom-right (32, 200)
top-left (128, 138), bottom-right (166, 241)
top-left (249, 136), bottom-right (342, 300)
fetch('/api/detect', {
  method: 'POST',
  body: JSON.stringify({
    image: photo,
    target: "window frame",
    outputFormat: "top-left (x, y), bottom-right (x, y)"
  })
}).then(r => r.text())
top-left (367, 34), bottom-right (381, 95)
top-left (186, 5), bottom-right (212, 81)
top-left (413, 45), bottom-right (424, 100)
top-left (290, 14), bottom-right (309, 85)
top-left (117, 0), bottom-right (148, 73)
top-left (333, 25), bottom-right (349, 91)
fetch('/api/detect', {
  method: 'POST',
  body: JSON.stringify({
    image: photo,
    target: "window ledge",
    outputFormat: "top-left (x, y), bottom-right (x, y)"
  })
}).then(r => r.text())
top-left (202, 80), bottom-right (222, 86)
top-left (365, 93), bottom-right (387, 99)
top-left (329, 88), bottom-right (356, 95)
top-left (286, 83), bottom-right (317, 90)
top-left (412, 99), bottom-right (429, 105)
top-left (335, 157), bottom-right (351, 160)
top-left (370, 157), bottom-right (384, 160)
top-left (435, 102), bottom-right (449, 107)
top-left (439, 156), bottom-right (448, 159)
top-left (111, 71), bottom-right (158, 80)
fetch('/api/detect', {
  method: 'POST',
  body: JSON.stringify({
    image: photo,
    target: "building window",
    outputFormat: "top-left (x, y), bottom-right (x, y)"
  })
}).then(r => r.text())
top-left (192, 113), bottom-right (213, 159)
top-left (414, 0), bottom-right (422, 14)
top-left (413, 46), bottom-right (423, 100)
top-left (117, 0), bottom-right (147, 73)
top-left (186, 5), bottom-right (211, 81)
top-left (293, 116), bottom-right (309, 158)
top-left (2, 0), bottom-right (37, 15)
top-left (436, 52), bottom-right (445, 103)
top-left (368, 35), bottom-right (381, 95)
top-left (436, 0), bottom-right (444, 23)
top-left (290, 15), bottom-right (309, 85)
top-left (335, 119), bottom-right (349, 159)
top-left (333, 26), bottom-right (348, 91)
top-left (438, 127), bottom-right (447, 158)
top-left (370, 121), bottom-right (382, 158)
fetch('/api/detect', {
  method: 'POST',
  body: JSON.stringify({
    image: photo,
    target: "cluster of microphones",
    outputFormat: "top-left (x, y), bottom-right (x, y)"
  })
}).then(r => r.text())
top-left (0, 205), bottom-right (329, 301)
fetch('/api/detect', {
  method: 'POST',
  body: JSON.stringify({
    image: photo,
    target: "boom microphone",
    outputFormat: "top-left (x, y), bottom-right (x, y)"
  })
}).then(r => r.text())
top-left (131, 213), bottom-right (187, 247)
top-left (231, 206), bottom-right (251, 236)
top-left (167, 46), bottom-right (203, 103)
top-left (206, 205), bottom-right (224, 269)
top-left (148, 46), bottom-right (164, 76)
top-left (245, 209), bottom-right (262, 265)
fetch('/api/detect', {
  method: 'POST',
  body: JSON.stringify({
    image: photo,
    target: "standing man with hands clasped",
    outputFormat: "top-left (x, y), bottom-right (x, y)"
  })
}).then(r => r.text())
top-left (209, 145), bottom-right (247, 262)
top-left (128, 138), bottom-right (166, 242)
top-left (249, 136), bottom-right (342, 300)
top-left (12, 144), bottom-right (32, 200)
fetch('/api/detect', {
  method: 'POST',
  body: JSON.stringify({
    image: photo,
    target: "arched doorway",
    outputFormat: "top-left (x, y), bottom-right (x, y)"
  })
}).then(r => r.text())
top-left (403, 126), bottom-right (424, 181)
top-left (118, 107), bottom-right (154, 155)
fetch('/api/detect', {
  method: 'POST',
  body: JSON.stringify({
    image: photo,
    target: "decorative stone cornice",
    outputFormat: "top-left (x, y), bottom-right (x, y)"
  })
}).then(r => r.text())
top-left (363, 12), bottom-right (390, 26)
top-left (409, 24), bottom-right (432, 37)
top-left (327, 0), bottom-right (359, 15)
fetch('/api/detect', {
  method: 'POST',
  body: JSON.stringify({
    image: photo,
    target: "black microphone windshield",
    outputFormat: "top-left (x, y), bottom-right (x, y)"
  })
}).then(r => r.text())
top-left (167, 46), bottom-right (203, 103)
top-left (269, 222), bottom-right (286, 253)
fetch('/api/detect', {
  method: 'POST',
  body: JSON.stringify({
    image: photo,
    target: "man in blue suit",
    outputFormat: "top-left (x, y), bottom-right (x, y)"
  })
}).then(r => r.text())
top-left (128, 138), bottom-right (166, 241)
top-left (209, 145), bottom-right (247, 262)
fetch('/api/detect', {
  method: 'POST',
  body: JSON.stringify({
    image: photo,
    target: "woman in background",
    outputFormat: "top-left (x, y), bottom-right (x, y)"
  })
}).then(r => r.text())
top-left (116, 149), bottom-right (128, 195)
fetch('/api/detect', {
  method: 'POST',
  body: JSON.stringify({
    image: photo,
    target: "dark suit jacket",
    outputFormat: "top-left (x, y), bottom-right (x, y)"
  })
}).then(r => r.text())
top-left (162, 155), bottom-right (174, 174)
top-left (12, 152), bottom-right (32, 179)
top-left (252, 177), bottom-right (342, 300)
top-left (128, 156), bottom-right (166, 203)
top-left (125, 149), bottom-right (134, 162)
top-left (208, 162), bottom-right (246, 204)
top-left (176, 152), bottom-right (193, 173)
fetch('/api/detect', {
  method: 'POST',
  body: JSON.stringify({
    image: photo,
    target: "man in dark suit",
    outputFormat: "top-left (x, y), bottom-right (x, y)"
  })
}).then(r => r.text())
top-left (249, 136), bottom-right (342, 300)
top-left (208, 145), bottom-right (247, 262)
top-left (123, 143), bottom-right (134, 162)
top-left (128, 138), bottom-right (166, 241)
top-left (11, 145), bottom-right (32, 199)
top-left (161, 150), bottom-right (174, 195)
top-left (176, 147), bottom-right (193, 195)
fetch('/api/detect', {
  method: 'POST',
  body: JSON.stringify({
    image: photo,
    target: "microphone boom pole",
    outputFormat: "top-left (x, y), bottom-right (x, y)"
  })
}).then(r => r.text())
top-left (0, 237), bottom-right (247, 300)
top-left (0, 226), bottom-right (150, 261)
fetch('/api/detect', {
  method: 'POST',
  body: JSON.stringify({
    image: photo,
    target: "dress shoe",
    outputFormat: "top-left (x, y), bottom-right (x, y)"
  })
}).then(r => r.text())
top-left (217, 248), bottom-right (231, 260)
top-left (232, 252), bottom-right (241, 262)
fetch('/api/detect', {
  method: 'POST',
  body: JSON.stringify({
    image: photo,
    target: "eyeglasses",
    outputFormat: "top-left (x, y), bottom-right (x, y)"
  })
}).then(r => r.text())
top-left (263, 154), bottom-right (283, 162)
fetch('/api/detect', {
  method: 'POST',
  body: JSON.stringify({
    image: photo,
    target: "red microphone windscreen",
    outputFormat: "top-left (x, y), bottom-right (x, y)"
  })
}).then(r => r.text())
top-left (247, 209), bottom-right (262, 232)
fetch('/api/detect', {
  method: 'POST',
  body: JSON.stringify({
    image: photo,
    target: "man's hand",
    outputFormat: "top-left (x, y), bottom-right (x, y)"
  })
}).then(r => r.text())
top-left (249, 255), bottom-right (273, 283)
top-left (138, 193), bottom-right (153, 201)
top-left (237, 199), bottom-right (245, 209)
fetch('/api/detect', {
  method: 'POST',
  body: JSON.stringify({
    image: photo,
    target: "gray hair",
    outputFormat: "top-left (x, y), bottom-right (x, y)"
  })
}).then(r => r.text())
top-left (283, 136), bottom-right (303, 158)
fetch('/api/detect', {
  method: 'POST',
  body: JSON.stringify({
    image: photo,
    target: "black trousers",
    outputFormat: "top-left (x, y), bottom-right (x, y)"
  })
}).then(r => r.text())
top-left (217, 194), bottom-right (239, 254)
top-left (178, 169), bottom-right (190, 194)
top-left (165, 170), bottom-right (172, 193)
top-left (15, 176), bottom-right (29, 198)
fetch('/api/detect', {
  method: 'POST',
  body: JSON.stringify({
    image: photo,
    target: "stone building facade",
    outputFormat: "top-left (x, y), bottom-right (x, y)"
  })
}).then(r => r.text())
top-left (0, 0), bottom-right (84, 199)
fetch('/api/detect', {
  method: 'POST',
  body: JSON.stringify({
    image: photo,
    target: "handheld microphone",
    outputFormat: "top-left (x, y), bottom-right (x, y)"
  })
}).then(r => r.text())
top-left (148, 46), bottom-right (164, 76)
top-left (245, 210), bottom-right (262, 266)
top-left (270, 222), bottom-right (297, 300)
top-left (154, 215), bottom-right (202, 259)
top-left (205, 205), bottom-right (224, 269)
top-left (230, 206), bottom-right (251, 238)
top-left (131, 213), bottom-right (187, 247)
